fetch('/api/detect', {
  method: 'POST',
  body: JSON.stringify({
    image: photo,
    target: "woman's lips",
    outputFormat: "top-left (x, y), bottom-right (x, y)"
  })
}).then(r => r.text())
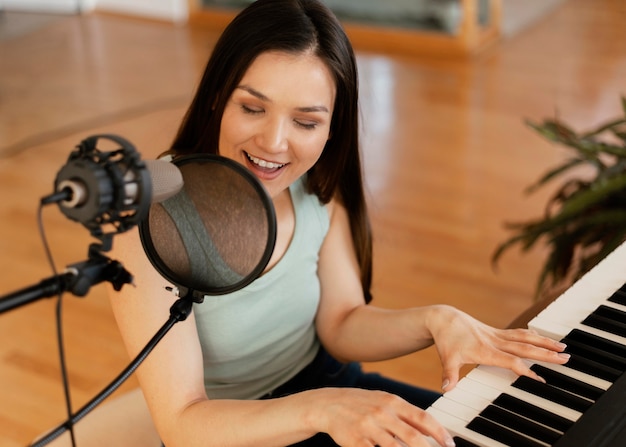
top-left (244, 152), bottom-right (287, 179)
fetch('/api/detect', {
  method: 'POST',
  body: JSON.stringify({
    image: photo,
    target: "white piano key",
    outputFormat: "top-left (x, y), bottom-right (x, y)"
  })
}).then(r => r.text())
top-left (433, 396), bottom-right (552, 447)
top-left (573, 322), bottom-right (626, 347)
top-left (462, 376), bottom-right (580, 424)
top-left (426, 406), bottom-right (509, 447)
top-left (527, 317), bottom-right (573, 341)
top-left (530, 298), bottom-right (623, 338)
top-left (433, 396), bottom-right (482, 422)
top-left (530, 314), bottom-right (626, 348)
top-left (447, 379), bottom-right (573, 434)
top-left (456, 375), bottom-right (506, 402)
top-left (425, 242), bottom-right (626, 446)
top-left (601, 299), bottom-right (626, 313)
top-left (528, 242), bottom-right (626, 340)
top-left (442, 387), bottom-right (493, 412)
top-left (431, 376), bottom-right (574, 446)
top-left (465, 366), bottom-right (582, 422)
top-left (533, 359), bottom-right (612, 391)
top-left (455, 376), bottom-right (579, 426)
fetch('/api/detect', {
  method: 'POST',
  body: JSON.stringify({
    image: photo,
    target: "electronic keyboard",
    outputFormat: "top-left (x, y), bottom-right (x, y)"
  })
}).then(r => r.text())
top-left (425, 241), bottom-right (626, 447)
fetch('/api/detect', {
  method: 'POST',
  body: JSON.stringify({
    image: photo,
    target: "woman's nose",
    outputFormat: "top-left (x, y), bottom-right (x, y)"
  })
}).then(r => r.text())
top-left (255, 118), bottom-right (289, 152)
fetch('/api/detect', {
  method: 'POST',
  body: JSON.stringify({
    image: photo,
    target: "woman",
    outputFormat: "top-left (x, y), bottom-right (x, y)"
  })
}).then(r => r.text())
top-left (108, 1), bottom-right (570, 446)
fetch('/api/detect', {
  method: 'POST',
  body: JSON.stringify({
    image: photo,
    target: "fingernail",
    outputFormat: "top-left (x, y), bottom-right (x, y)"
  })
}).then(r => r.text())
top-left (555, 341), bottom-right (567, 350)
top-left (442, 379), bottom-right (450, 391)
top-left (558, 352), bottom-right (571, 361)
top-left (445, 436), bottom-right (456, 447)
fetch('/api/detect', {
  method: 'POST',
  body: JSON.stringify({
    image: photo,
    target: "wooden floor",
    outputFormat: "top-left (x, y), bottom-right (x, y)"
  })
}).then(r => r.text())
top-left (1, 1), bottom-right (625, 445)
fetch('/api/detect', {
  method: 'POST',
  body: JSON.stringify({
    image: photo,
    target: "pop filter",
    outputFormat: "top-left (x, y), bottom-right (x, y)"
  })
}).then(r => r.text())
top-left (139, 154), bottom-right (276, 300)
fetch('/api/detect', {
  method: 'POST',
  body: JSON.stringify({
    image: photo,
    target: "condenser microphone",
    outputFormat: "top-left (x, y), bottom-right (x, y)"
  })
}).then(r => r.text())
top-left (41, 134), bottom-right (183, 238)
top-left (53, 159), bottom-right (183, 210)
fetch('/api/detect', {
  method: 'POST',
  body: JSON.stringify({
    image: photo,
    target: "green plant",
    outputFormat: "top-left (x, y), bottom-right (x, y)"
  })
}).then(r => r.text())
top-left (493, 98), bottom-right (626, 299)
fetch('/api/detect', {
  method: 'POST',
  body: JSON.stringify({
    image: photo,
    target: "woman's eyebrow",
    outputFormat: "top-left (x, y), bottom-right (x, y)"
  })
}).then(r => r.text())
top-left (237, 85), bottom-right (330, 114)
top-left (297, 105), bottom-right (330, 113)
top-left (237, 85), bottom-right (269, 102)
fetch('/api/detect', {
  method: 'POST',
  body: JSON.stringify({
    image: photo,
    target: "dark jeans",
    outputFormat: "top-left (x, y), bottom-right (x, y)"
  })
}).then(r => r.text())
top-left (162, 346), bottom-right (441, 447)
top-left (260, 346), bottom-right (442, 447)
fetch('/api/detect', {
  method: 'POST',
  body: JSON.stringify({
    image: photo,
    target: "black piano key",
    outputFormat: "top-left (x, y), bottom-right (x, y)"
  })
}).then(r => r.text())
top-left (562, 336), bottom-right (626, 372)
top-left (566, 329), bottom-right (626, 360)
top-left (553, 370), bottom-right (626, 447)
top-left (607, 285), bottom-right (626, 306)
top-left (451, 438), bottom-right (481, 447)
top-left (595, 304), bottom-right (626, 323)
top-left (512, 376), bottom-right (593, 413)
top-left (492, 393), bottom-right (574, 433)
top-left (466, 416), bottom-right (545, 447)
top-left (589, 304), bottom-right (624, 318)
top-left (582, 305), bottom-right (626, 338)
top-left (479, 404), bottom-right (562, 444)
top-left (564, 352), bottom-right (622, 382)
top-left (530, 364), bottom-right (604, 401)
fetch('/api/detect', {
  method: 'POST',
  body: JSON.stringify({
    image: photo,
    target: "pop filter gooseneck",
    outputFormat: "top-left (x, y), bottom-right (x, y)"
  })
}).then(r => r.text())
top-left (31, 154), bottom-right (276, 446)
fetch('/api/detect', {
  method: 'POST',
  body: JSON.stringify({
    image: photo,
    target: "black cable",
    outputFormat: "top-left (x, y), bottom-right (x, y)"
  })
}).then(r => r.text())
top-left (54, 297), bottom-right (77, 447)
top-left (36, 204), bottom-right (77, 447)
top-left (30, 297), bottom-right (193, 447)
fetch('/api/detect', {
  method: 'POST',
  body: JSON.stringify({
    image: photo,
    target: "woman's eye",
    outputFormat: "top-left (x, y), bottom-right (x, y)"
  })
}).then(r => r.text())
top-left (295, 120), bottom-right (318, 130)
top-left (241, 104), bottom-right (263, 114)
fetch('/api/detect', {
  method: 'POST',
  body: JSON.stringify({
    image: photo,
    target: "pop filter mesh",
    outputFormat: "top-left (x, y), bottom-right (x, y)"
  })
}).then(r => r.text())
top-left (140, 155), bottom-right (276, 296)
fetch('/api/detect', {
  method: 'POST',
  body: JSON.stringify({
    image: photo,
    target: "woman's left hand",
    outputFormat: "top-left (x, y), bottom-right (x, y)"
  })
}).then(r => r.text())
top-left (427, 305), bottom-right (570, 392)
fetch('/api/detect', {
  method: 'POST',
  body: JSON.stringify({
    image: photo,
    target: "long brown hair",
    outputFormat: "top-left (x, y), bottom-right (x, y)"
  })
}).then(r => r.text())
top-left (171, 0), bottom-right (373, 302)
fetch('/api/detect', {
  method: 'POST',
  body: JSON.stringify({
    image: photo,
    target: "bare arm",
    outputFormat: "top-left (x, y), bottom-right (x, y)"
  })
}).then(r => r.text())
top-left (108, 229), bottom-right (454, 447)
top-left (108, 230), bottom-right (316, 447)
top-left (314, 201), bottom-right (570, 390)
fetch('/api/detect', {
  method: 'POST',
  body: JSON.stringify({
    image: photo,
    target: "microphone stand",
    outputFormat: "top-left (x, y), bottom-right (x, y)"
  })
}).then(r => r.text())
top-left (30, 292), bottom-right (195, 446)
top-left (0, 241), bottom-right (132, 315)
top-left (0, 235), bottom-right (197, 446)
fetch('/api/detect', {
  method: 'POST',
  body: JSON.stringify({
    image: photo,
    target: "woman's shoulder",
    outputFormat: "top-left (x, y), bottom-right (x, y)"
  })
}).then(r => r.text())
top-left (291, 176), bottom-right (334, 230)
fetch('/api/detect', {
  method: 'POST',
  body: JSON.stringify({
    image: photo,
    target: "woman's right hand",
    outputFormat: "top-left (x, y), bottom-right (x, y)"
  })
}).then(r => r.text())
top-left (303, 387), bottom-right (455, 447)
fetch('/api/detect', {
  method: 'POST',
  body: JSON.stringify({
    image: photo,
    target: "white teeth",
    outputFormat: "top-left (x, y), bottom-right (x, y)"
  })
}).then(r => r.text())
top-left (247, 153), bottom-right (285, 169)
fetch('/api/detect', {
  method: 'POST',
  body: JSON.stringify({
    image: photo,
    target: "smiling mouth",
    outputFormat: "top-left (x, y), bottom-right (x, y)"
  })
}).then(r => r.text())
top-left (245, 152), bottom-right (287, 170)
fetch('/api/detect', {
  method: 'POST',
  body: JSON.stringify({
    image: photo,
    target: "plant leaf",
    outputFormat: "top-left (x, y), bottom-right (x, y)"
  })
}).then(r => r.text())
top-left (581, 117), bottom-right (626, 139)
top-left (498, 100), bottom-right (626, 299)
top-left (524, 158), bottom-right (588, 194)
top-left (553, 175), bottom-right (626, 222)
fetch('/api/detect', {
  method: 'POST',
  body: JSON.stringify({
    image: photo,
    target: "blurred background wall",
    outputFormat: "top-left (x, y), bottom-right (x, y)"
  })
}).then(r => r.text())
top-left (3, 0), bottom-right (566, 38)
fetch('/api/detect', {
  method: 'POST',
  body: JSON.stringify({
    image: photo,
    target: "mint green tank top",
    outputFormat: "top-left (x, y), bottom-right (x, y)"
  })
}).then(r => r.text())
top-left (193, 177), bottom-right (330, 399)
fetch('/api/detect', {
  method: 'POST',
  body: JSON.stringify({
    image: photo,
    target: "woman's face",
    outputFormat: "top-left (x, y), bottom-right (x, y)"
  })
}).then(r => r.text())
top-left (219, 50), bottom-right (336, 199)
